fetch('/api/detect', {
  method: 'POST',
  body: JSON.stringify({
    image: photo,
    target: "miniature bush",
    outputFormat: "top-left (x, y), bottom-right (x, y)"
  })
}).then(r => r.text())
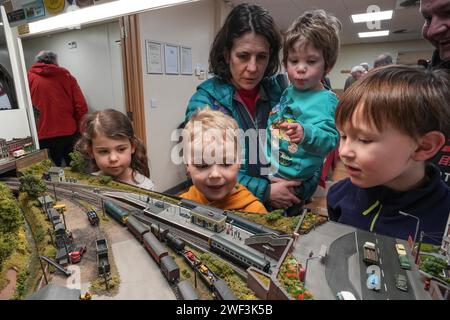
top-left (69, 151), bottom-right (87, 173)
top-left (19, 175), bottom-right (46, 199)
top-left (265, 210), bottom-right (282, 223)
top-left (291, 216), bottom-right (300, 230)
top-left (99, 175), bottom-right (113, 185)
top-left (0, 199), bottom-right (22, 234)
top-left (420, 256), bottom-right (450, 283)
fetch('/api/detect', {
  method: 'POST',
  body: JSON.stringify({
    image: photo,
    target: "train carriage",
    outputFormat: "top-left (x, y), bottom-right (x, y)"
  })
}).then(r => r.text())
top-left (165, 232), bottom-right (185, 253)
top-left (143, 232), bottom-right (168, 265)
top-left (151, 224), bottom-right (168, 242)
top-left (209, 235), bottom-right (270, 273)
top-left (177, 280), bottom-right (198, 300)
top-left (211, 279), bottom-right (236, 300)
top-left (160, 255), bottom-right (180, 283)
top-left (104, 201), bottom-right (129, 225)
top-left (127, 216), bottom-right (150, 243)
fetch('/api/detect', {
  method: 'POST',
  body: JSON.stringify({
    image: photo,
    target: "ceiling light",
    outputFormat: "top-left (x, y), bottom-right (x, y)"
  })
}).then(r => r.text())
top-left (358, 30), bottom-right (390, 38)
top-left (26, 0), bottom-right (198, 36)
top-left (351, 10), bottom-right (393, 23)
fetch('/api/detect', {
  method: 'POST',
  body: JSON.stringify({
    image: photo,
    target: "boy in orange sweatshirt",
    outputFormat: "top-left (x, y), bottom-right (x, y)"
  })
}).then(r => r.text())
top-left (180, 108), bottom-right (267, 213)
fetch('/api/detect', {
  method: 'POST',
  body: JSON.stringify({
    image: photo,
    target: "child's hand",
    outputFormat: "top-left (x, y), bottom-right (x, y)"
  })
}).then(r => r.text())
top-left (279, 122), bottom-right (303, 143)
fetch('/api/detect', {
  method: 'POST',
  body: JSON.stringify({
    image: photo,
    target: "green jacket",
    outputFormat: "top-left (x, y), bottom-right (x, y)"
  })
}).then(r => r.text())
top-left (185, 75), bottom-right (320, 203)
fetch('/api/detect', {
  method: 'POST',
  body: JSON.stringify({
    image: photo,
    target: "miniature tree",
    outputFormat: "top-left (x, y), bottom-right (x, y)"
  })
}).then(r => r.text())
top-left (19, 174), bottom-right (47, 199)
top-left (69, 150), bottom-right (87, 173)
top-left (0, 199), bottom-right (22, 234)
top-left (265, 210), bottom-right (283, 223)
top-left (0, 182), bottom-right (13, 199)
top-left (420, 256), bottom-right (450, 283)
top-left (0, 187), bottom-right (23, 271)
top-left (99, 175), bottom-right (113, 185)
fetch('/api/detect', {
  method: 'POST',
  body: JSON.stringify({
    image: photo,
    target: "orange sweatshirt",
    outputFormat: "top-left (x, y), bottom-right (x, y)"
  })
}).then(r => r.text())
top-left (180, 184), bottom-right (267, 214)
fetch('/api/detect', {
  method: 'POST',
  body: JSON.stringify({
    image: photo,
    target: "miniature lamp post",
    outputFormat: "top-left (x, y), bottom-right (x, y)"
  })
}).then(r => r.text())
top-left (303, 250), bottom-right (320, 288)
top-left (52, 183), bottom-right (57, 202)
top-left (399, 211), bottom-right (420, 255)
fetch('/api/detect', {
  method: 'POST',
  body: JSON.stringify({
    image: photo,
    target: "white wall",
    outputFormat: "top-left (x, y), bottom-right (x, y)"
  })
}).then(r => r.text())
top-left (21, 21), bottom-right (125, 113)
top-left (139, 0), bottom-right (217, 191)
top-left (329, 39), bottom-right (434, 89)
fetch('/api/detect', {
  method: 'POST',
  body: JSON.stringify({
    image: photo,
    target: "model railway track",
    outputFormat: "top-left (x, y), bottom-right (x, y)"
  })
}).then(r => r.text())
top-left (131, 210), bottom-right (209, 250)
top-left (131, 210), bottom-right (247, 279)
top-left (169, 282), bottom-right (182, 300)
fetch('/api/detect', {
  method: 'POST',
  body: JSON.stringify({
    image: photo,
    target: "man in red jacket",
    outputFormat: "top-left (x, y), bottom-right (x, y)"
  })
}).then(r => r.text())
top-left (28, 51), bottom-right (88, 166)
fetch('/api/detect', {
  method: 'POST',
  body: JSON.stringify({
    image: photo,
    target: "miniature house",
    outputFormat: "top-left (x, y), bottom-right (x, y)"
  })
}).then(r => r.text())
top-left (190, 206), bottom-right (226, 232)
top-left (48, 167), bottom-right (65, 183)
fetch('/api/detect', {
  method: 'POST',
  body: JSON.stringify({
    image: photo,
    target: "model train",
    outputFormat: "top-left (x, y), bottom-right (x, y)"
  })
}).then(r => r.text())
top-left (107, 200), bottom-right (279, 237)
top-left (127, 217), bottom-right (180, 283)
top-left (104, 201), bottom-right (129, 225)
top-left (108, 200), bottom-right (270, 273)
top-left (209, 234), bottom-right (271, 273)
top-left (225, 212), bottom-right (281, 236)
top-left (126, 214), bottom-right (237, 299)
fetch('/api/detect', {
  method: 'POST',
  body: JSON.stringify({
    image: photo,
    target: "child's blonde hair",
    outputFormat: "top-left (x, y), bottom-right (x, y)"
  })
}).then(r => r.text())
top-left (183, 108), bottom-right (240, 164)
top-left (76, 109), bottom-right (150, 179)
top-left (283, 9), bottom-right (341, 73)
top-left (336, 65), bottom-right (450, 141)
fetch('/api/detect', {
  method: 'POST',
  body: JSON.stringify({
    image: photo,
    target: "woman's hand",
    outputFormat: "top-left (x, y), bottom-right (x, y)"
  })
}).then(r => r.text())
top-left (279, 122), bottom-right (303, 143)
top-left (269, 177), bottom-right (302, 209)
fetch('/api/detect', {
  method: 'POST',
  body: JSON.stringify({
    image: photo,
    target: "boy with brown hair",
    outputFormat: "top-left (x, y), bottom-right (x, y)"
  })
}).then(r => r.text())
top-left (327, 65), bottom-right (450, 244)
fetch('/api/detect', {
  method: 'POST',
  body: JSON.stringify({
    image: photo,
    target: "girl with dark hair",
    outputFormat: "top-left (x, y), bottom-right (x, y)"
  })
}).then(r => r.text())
top-left (76, 109), bottom-right (155, 190)
top-left (185, 3), bottom-right (319, 210)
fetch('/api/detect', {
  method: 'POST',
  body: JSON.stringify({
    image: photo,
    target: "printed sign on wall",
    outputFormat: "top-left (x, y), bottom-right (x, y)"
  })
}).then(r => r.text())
top-left (23, 0), bottom-right (46, 21)
top-left (43, 0), bottom-right (65, 14)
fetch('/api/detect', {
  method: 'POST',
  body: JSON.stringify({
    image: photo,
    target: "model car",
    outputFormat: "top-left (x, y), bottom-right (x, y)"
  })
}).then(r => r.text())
top-left (395, 243), bottom-right (407, 256)
top-left (395, 274), bottom-right (408, 292)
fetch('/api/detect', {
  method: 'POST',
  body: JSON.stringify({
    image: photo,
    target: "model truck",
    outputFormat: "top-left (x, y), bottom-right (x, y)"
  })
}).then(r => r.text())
top-left (363, 242), bottom-right (379, 264)
top-left (96, 238), bottom-right (110, 275)
top-left (86, 210), bottom-right (100, 226)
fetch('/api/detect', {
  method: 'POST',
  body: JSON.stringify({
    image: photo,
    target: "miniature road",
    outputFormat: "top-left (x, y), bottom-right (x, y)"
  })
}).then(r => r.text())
top-left (356, 230), bottom-right (416, 300)
top-left (293, 221), bottom-right (361, 299)
top-left (325, 232), bottom-right (361, 299)
top-left (94, 239), bottom-right (176, 300)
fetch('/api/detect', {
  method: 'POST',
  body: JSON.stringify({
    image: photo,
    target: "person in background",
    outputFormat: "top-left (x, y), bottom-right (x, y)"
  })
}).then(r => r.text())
top-left (373, 52), bottom-right (393, 68)
top-left (360, 62), bottom-right (370, 72)
top-left (76, 109), bottom-right (155, 191)
top-left (266, 9), bottom-right (341, 215)
top-left (344, 65), bottom-right (366, 91)
top-left (327, 66), bottom-right (450, 244)
top-left (417, 59), bottom-right (429, 68)
top-left (28, 50), bottom-right (88, 166)
top-left (185, 3), bottom-right (316, 210)
top-left (180, 108), bottom-right (267, 213)
top-left (420, 0), bottom-right (450, 187)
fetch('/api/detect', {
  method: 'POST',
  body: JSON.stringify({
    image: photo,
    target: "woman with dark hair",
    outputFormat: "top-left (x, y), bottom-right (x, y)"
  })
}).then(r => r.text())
top-left (185, 4), bottom-right (319, 210)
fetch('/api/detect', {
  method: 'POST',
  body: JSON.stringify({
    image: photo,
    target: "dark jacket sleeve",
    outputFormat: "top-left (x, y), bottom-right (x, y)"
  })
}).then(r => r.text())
top-left (326, 180), bottom-right (345, 221)
top-left (295, 166), bottom-right (321, 201)
top-left (237, 171), bottom-right (270, 203)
